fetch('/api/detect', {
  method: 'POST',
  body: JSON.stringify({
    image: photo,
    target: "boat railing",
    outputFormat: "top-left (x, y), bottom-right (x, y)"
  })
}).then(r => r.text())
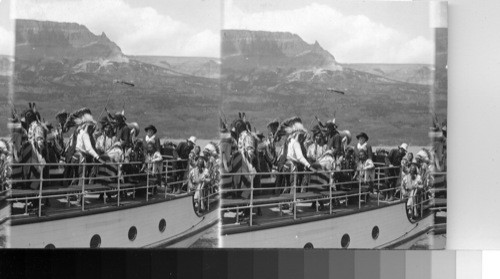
top-left (409, 172), bottom-right (447, 219)
top-left (221, 166), bottom-right (445, 226)
top-left (7, 158), bottom-right (219, 217)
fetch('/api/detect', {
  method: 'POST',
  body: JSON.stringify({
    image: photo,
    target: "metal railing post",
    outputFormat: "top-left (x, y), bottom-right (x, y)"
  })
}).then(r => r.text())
top-left (329, 170), bottom-right (333, 215)
top-left (293, 172), bottom-right (297, 220)
top-left (117, 166), bottom-right (121, 207)
top-left (146, 165), bottom-right (150, 202)
top-left (358, 179), bottom-right (361, 209)
top-left (81, 164), bottom-right (85, 211)
top-left (164, 161), bottom-right (168, 198)
top-left (377, 168), bottom-right (380, 206)
top-left (38, 168), bottom-right (43, 217)
top-left (249, 177), bottom-right (254, 226)
top-left (207, 191), bottom-right (210, 211)
top-left (420, 191), bottom-right (424, 217)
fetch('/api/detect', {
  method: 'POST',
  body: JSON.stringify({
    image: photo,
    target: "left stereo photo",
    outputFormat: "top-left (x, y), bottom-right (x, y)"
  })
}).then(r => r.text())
top-left (1, 0), bottom-right (221, 248)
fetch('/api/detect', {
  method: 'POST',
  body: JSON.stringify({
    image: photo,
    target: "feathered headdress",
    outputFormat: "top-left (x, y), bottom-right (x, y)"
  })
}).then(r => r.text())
top-left (267, 119), bottom-right (280, 136)
top-left (274, 116), bottom-right (306, 141)
top-left (72, 108), bottom-right (94, 125)
top-left (0, 138), bottom-right (10, 154)
top-left (55, 109), bottom-right (68, 121)
top-left (204, 142), bottom-right (220, 157)
top-left (64, 108), bottom-right (95, 131)
top-left (219, 111), bottom-right (229, 133)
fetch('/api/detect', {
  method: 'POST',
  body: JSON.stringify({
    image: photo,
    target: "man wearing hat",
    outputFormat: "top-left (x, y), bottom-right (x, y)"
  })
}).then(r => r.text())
top-left (384, 143), bottom-right (408, 201)
top-left (354, 132), bottom-right (373, 162)
top-left (173, 136), bottom-right (196, 193)
top-left (145, 125), bottom-right (161, 152)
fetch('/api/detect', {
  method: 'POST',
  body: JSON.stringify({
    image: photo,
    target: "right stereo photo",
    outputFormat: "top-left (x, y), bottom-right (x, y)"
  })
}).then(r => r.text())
top-left (218, 0), bottom-right (447, 249)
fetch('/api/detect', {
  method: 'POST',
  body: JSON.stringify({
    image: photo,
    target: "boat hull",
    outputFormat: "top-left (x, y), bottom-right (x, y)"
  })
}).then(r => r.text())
top-left (10, 194), bottom-right (218, 248)
top-left (221, 201), bottom-right (434, 248)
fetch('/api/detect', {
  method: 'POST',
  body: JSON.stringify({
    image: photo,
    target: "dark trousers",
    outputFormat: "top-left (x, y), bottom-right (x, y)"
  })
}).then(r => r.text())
top-left (385, 168), bottom-right (399, 196)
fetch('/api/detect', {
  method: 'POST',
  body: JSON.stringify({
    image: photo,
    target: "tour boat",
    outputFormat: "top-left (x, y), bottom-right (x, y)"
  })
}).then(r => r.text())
top-left (7, 159), bottom-right (219, 248)
top-left (220, 167), bottom-right (446, 249)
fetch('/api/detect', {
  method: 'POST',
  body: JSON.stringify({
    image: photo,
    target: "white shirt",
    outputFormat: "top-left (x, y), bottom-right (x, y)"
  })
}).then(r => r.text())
top-left (286, 137), bottom-right (310, 168)
top-left (307, 143), bottom-right (326, 162)
top-left (75, 126), bottom-right (99, 159)
top-left (357, 159), bottom-right (375, 182)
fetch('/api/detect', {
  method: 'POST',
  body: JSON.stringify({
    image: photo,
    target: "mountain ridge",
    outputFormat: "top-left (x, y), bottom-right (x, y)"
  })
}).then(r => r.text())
top-left (15, 19), bottom-right (125, 62)
top-left (222, 29), bottom-right (339, 71)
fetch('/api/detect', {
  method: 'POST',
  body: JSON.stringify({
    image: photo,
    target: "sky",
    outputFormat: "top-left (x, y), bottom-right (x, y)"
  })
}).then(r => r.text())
top-left (0, 0), bottom-right (438, 63)
top-left (0, 0), bottom-right (14, 56)
top-left (223, 0), bottom-right (436, 64)
top-left (2, 0), bottom-right (222, 57)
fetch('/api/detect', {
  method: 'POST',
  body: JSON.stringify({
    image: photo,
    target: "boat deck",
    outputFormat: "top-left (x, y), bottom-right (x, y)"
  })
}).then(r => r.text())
top-left (223, 191), bottom-right (394, 226)
top-left (221, 186), bottom-right (446, 230)
top-left (10, 184), bottom-right (220, 220)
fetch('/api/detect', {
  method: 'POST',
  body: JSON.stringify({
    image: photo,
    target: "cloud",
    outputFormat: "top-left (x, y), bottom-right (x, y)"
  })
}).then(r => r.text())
top-left (14, 0), bottom-right (219, 57)
top-left (0, 26), bottom-right (14, 55)
top-left (224, 1), bottom-right (433, 64)
top-left (181, 29), bottom-right (220, 57)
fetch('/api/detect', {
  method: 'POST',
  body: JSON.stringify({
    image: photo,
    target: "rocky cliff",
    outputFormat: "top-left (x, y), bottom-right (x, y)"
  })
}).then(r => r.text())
top-left (222, 30), bottom-right (338, 71)
top-left (15, 19), bottom-right (125, 62)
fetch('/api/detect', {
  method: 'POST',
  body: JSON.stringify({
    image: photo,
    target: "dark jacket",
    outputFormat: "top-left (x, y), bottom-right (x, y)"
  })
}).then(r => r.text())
top-left (116, 123), bottom-right (131, 149)
top-left (354, 143), bottom-right (373, 161)
top-left (385, 148), bottom-right (405, 166)
top-left (175, 141), bottom-right (194, 160)
top-left (326, 132), bottom-right (343, 158)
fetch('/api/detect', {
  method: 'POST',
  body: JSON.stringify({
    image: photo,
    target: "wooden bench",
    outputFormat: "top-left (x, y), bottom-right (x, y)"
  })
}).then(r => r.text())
top-left (222, 195), bottom-right (292, 208)
top-left (286, 192), bottom-right (325, 212)
top-left (107, 182), bottom-right (148, 200)
top-left (320, 190), bottom-right (349, 207)
top-left (10, 184), bottom-right (110, 199)
top-left (10, 184), bottom-right (111, 213)
top-left (222, 194), bottom-right (295, 222)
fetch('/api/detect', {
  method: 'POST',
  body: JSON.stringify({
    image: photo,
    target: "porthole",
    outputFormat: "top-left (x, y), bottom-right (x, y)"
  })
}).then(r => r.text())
top-left (159, 219), bottom-right (166, 233)
top-left (128, 226), bottom-right (137, 241)
top-left (341, 234), bottom-right (350, 248)
top-left (90, 234), bottom-right (101, 248)
top-left (304, 242), bottom-right (314, 249)
top-left (45, 244), bottom-right (55, 249)
top-left (372, 226), bottom-right (380, 240)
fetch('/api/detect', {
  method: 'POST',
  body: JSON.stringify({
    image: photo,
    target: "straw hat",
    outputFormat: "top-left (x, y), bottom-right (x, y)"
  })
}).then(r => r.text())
top-left (399, 143), bottom-right (408, 151)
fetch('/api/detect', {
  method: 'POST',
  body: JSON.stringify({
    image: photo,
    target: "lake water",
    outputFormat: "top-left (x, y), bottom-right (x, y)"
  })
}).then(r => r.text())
top-left (189, 225), bottom-right (219, 248)
top-left (190, 230), bottom-right (446, 249)
top-left (408, 233), bottom-right (447, 250)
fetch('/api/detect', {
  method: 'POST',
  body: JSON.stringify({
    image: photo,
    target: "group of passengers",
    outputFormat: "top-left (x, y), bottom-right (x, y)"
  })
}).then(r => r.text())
top-left (175, 135), bottom-right (219, 212)
top-left (5, 104), bottom-right (218, 212)
top-left (246, 116), bottom-right (436, 215)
